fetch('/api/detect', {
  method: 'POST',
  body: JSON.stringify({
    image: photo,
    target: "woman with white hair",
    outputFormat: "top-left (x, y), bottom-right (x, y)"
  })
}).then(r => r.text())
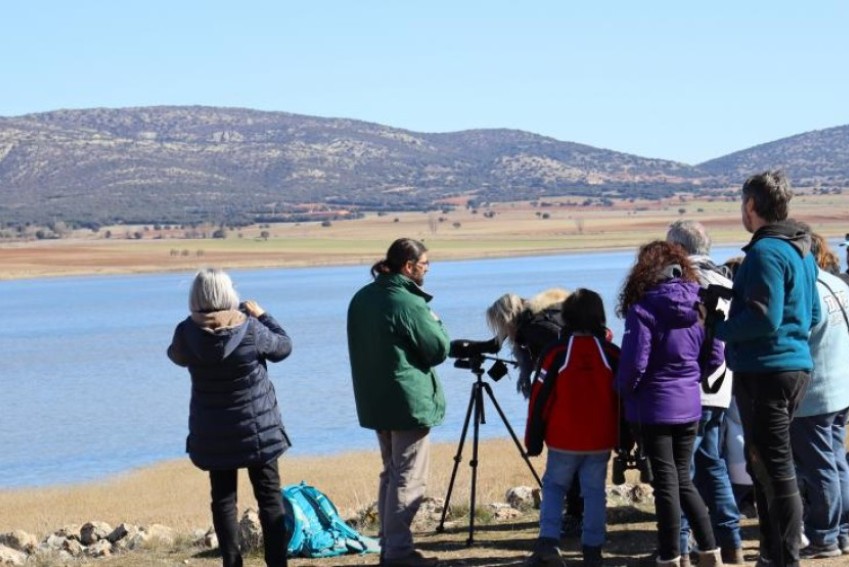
top-left (168, 268), bottom-right (292, 567)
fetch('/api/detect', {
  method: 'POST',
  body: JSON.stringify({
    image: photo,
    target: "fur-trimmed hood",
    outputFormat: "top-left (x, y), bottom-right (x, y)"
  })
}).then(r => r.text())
top-left (512, 287), bottom-right (570, 398)
top-left (524, 288), bottom-right (569, 317)
top-left (515, 287), bottom-right (570, 354)
top-left (184, 309), bottom-right (249, 363)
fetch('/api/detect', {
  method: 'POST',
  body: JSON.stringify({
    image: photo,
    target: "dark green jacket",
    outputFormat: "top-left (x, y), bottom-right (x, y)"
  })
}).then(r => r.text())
top-left (347, 273), bottom-right (450, 430)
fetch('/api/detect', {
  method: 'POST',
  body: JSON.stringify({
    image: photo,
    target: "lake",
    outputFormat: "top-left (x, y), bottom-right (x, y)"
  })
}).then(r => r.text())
top-left (0, 246), bottom-right (746, 489)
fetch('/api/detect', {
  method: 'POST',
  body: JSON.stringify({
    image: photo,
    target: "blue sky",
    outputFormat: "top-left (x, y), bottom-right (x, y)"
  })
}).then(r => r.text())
top-left (2, 1), bottom-right (847, 164)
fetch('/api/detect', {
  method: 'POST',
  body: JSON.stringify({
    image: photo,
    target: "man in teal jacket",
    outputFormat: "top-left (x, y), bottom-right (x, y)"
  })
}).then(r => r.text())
top-left (348, 238), bottom-right (450, 567)
top-left (715, 170), bottom-right (821, 567)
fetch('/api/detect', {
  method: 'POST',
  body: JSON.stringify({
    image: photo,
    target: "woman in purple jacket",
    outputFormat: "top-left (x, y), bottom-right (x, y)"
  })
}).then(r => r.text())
top-left (615, 241), bottom-right (725, 567)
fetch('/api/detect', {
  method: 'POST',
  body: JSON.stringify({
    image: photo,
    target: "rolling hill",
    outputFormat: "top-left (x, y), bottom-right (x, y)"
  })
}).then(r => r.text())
top-left (0, 106), bottom-right (846, 226)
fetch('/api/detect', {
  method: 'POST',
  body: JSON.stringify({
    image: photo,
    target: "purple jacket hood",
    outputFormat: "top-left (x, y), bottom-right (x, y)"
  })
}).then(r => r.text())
top-left (615, 279), bottom-right (722, 425)
top-left (641, 280), bottom-right (700, 329)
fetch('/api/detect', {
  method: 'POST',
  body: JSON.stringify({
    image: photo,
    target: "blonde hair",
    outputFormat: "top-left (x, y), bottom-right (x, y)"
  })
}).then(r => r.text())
top-left (189, 268), bottom-right (240, 313)
top-left (486, 293), bottom-right (526, 344)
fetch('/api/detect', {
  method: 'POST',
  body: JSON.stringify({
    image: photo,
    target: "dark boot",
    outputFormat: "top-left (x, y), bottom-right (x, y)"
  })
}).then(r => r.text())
top-left (732, 483), bottom-right (756, 518)
top-left (525, 538), bottom-right (565, 567)
top-left (582, 545), bottom-right (602, 567)
top-left (720, 546), bottom-right (744, 564)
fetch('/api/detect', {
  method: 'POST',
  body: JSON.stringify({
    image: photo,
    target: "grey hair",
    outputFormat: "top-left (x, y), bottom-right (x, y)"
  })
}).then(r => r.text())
top-left (486, 293), bottom-right (526, 344)
top-left (666, 220), bottom-right (712, 255)
top-left (742, 170), bottom-right (792, 223)
top-left (189, 268), bottom-right (240, 313)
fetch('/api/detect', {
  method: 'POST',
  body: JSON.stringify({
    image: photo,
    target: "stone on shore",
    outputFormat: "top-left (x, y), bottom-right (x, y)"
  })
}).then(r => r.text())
top-left (0, 544), bottom-right (27, 566)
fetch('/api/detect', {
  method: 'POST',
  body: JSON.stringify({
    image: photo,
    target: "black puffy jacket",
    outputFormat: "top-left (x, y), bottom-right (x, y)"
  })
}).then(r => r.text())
top-left (167, 310), bottom-right (292, 471)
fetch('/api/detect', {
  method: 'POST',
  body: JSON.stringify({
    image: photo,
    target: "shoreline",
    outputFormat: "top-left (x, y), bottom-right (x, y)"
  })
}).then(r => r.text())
top-left (0, 237), bottom-right (753, 283)
top-left (0, 244), bottom-right (626, 281)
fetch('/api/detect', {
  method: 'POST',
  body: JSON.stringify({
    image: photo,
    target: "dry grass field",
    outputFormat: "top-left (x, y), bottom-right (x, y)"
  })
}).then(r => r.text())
top-left (2, 192), bottom-right (849, 280)
top-left (2, 439), bottom-right (846, 566)
top-left (0, 440), bottom-right (535, 539)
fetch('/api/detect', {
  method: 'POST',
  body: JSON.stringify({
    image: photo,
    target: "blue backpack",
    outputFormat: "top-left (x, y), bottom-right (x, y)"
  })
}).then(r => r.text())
top-left (282, 482), bottom-right (380, 558)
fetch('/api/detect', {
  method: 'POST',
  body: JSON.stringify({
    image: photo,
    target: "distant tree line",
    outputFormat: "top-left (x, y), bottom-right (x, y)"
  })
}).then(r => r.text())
top-left (2, 183), bottom-right (835, 242)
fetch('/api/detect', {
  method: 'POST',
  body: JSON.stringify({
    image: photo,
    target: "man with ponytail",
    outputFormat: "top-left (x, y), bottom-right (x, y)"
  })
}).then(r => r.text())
top-left (347, 238), bottom-right (450, 567)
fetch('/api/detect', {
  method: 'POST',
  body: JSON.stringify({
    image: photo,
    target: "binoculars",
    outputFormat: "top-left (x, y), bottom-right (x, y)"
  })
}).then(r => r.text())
top-left (611, 447), bottom-right (653, 485)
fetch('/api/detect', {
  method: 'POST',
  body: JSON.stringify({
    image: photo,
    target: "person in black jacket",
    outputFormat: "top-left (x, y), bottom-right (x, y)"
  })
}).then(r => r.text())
top-left (486, 288), bottom-right (569, 399)
top-left (168, 268), bottom-right (293, 567)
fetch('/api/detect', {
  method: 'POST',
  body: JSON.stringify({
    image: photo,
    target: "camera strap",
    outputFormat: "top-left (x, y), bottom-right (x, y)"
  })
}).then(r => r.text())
top-left (702, 366), bottom-right (726, 395)
top-left (695, 266), bottom-right (732, 396)
top-left (699, 328), bottom-right (726, 395)
top-left (817, 277), bottom-right (849, 334)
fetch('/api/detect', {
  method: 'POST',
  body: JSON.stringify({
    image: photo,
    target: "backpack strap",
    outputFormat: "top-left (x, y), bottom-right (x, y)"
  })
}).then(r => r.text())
top-left (282, 483), bottom-right (310, 556)
top-left (525, 337), bottom-right (571, 456)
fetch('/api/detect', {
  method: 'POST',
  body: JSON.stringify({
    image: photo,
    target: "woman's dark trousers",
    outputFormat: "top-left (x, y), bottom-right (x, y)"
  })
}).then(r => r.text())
top-left (735, 371), bottom-right (810, 567)
top-left (642, 421), bottom-right (717, 561)
top-left (209, 459), bottom-right (288, 567)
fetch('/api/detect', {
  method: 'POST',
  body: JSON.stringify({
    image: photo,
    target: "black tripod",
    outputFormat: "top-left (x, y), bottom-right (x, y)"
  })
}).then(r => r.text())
top-left (436, 355), bottom-right (542, 545)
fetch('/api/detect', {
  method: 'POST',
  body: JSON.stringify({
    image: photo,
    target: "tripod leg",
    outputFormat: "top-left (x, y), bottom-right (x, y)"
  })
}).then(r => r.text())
top-left (436, 381), bottom-right (476, 533)
top-left (467, 382), bottom-right (484, 546)
top-left (482, 382), bottom-right (543, 487)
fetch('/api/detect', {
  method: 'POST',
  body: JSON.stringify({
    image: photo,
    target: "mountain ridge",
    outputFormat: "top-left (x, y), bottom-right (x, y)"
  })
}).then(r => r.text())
top-left (0, 106), bottom-right (846, 226)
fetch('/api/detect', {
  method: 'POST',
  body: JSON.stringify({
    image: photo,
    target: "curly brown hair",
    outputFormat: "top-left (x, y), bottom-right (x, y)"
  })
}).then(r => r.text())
top-left (810, 232), bottom-right (841, 274)
top-left (616, 240), bottom-right (698, 318)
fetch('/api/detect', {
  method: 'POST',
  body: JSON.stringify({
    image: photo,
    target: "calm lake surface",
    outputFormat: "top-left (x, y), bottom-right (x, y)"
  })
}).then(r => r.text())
top-left (0, 247), bottom-right (745, 489)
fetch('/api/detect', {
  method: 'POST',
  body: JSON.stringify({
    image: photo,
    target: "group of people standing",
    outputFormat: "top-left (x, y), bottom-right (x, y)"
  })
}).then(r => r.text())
top-left (512, 170), bottom-right (849, 567)
top-left (165, 169), bottom-right (849, 567)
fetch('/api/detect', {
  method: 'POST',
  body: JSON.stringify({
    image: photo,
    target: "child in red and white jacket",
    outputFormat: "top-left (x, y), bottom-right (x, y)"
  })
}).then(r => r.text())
top-left (524, 288), bottom-right (620, 567)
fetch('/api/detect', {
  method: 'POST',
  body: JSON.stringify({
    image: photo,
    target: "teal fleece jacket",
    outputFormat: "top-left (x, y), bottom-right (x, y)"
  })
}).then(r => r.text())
top-left (715, 221), bottom-right (821, 373)
top-left (347, 272), bottom-right (450, 430)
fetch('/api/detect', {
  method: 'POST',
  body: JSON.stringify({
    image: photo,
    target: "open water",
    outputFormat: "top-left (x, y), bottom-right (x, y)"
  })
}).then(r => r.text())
top-left (0, 246), bottom-right (745, 488)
